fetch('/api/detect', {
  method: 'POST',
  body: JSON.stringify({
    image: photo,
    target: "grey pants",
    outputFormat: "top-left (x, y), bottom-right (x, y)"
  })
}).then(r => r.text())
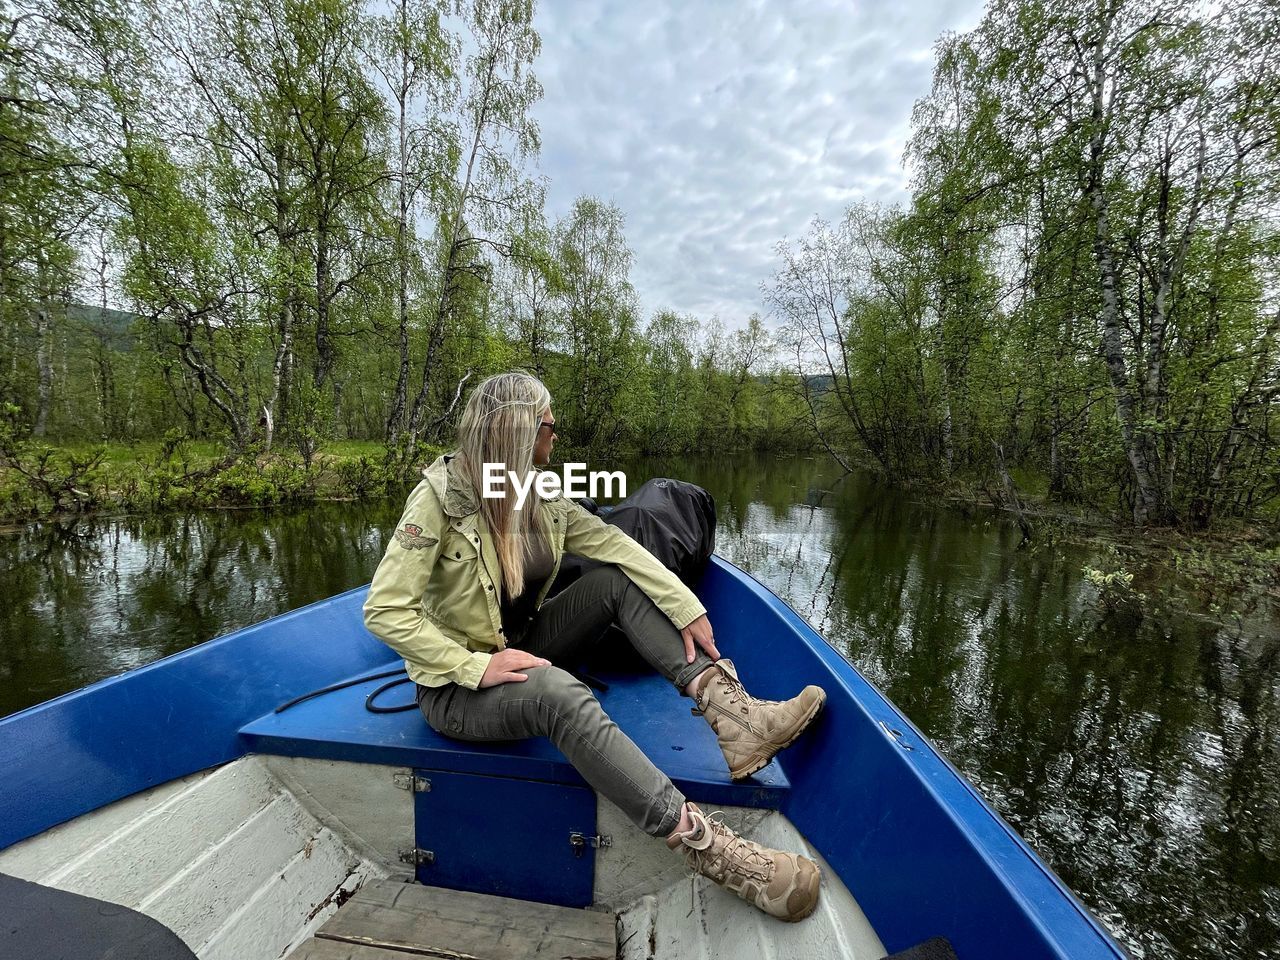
top-left (417, 565), bottom-right (716, 837)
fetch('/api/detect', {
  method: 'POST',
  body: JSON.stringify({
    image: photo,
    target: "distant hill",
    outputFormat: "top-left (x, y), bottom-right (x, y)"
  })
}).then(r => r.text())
top-left (64, 304), bottom-right (140, 351)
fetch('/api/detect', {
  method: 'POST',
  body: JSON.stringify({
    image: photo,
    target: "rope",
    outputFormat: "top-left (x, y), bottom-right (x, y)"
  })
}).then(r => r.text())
top-left (272, 664), bottom-right (609, 716)
top-left (272, 668), bottom-right (407, 714)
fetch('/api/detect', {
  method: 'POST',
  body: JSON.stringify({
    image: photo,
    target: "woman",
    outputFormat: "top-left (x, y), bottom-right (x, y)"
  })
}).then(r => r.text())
top-left (363, 372), bottom-right (828, 922)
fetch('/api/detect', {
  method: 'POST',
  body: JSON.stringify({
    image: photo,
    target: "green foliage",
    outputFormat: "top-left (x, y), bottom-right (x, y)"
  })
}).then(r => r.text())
top-left (1082, 545), bottom-right (1148, 622)
top-left (1169, 540), bottom-right (1280, 624)
top-left (0, 0), bottom-right (821, 517)
top-left (0, 403), bottom-right (107, 514)
top-left (767, 0), bottom-right (1280, 532)
top-left (7, 0), bottom-right (1271, 539)
top-left (198, 457), bottom-right (312, 507)
top-left (0, 434), bottom-right (447, 520)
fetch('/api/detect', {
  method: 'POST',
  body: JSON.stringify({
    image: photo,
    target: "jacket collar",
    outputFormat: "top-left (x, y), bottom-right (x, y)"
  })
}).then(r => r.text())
top-left (423, 453), bottom-right (478, 518)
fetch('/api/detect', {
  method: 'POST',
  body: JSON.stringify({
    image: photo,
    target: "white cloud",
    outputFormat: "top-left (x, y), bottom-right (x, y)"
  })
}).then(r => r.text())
top-left (530, 0), bottom-right (987, 327)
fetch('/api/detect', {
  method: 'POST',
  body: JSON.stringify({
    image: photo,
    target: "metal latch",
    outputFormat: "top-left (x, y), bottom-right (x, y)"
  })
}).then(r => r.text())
top-left (569, 832), bottom-right (612, 858)
top-left (392, 773), bottom-right (431, 792)
top-left (399, 848), bottom-right (435, 866)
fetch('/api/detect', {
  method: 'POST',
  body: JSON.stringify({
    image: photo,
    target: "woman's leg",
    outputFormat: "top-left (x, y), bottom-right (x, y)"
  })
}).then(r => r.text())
top-left (418, 676), bottom-right (823, 922)
top-left (522, 565), bottom-right (825, 783)
top-left (417, 667), bottom-right (686, 837)
top-left (519, 565), bottom-right (715, 693)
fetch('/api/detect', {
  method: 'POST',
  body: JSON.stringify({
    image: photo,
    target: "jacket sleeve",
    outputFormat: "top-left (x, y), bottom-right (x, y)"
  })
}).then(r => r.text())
top-left (363, 485), bottom-right (492, 690)
top-left (562, 500), bottom-right (707, 630)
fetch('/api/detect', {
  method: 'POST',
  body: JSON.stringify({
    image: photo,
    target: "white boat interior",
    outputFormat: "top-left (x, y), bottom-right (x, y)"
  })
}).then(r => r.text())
top-left (0, 754), bottom-right (886, 960)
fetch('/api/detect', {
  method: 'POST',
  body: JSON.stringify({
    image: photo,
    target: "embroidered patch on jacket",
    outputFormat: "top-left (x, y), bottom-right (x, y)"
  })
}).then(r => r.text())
top-left (394, 523), bottom-right (438, 550)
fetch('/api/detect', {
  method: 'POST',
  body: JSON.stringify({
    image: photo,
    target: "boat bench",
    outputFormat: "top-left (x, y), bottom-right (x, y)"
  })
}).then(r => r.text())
top-left (238, 660), bottom-right (790, 811)
top-left (239, 660), bottom-right (789, 907)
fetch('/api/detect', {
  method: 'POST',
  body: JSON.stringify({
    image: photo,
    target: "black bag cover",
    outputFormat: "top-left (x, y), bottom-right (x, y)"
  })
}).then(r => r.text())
top-left (550, 477), bottom-right (716, 594)
top-left (547, 477), bottom-right (716, 672)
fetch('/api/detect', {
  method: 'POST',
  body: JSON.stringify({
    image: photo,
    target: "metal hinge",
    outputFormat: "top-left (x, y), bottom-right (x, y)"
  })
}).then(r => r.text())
top-left (399, 848), bottom-right (435, 866)
top-left (392, 773), bottom-right (431, 792)
top-left (569, 832), bottom-right (612, 858)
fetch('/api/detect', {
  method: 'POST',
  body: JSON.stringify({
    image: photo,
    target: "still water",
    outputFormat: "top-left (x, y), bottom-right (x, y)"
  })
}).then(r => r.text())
top-left (1, 453), bottom-right (1277, 959)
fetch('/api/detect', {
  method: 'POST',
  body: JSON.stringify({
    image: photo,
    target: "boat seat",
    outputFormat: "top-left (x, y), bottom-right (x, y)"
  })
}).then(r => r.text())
top-left (238, 660), bottom-right (789, 809)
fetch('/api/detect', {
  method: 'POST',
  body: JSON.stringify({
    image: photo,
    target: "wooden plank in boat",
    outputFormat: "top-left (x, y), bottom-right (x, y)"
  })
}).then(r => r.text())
top-left (287, 938), bottom-right (420, 959)
top-left (311, 878), bottom-right (616, 960)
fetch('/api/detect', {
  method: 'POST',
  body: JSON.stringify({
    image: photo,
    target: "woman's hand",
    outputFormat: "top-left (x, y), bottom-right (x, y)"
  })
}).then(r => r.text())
top-left (480, 648), bottom-right (551, 687)
top-left (680, 614), bottom-right (720, 664)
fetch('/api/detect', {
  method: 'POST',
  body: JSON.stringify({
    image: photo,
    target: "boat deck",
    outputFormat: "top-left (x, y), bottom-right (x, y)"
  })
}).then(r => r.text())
top-left (285, 879), bottom-right (616, 960)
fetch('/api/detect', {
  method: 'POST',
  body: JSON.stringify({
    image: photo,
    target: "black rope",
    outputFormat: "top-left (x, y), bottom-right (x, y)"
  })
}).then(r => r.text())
top-left (575, 670), bottom-right (610, 692)
top-left (273, 668), bottom-right (407, 714)
top-left (364, 676), bottom-right (419, 713)
top-left (272, 663), bottom-right (610, 717)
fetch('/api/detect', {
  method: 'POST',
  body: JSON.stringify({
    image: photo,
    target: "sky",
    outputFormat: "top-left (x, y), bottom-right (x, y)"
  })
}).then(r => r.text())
top-left (529, 0), bottom-right (988, 330)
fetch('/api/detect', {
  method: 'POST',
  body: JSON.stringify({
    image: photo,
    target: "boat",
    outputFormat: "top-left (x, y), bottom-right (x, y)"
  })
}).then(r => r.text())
top-left (0, 554), bottom-right (1130, 959)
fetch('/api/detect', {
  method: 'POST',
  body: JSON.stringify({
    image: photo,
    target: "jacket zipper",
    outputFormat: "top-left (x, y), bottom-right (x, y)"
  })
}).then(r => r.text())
top-left (533, 507), bottom-right (566, 611)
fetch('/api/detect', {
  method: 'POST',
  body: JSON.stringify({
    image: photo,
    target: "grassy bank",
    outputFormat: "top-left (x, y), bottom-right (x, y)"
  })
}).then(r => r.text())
top-left (0, 438), bottom-right (444, 523)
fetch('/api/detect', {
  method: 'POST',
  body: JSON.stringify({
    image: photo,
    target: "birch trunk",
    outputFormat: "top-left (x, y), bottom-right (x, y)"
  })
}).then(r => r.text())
top-left (386, 14), bottom-right (413, 443)
top-left (1086, 18), bottom-right (1163, 524)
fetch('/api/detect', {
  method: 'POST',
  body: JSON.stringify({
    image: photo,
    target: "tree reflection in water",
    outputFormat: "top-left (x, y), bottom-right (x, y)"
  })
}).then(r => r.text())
top-left (0, 502), bottom-right (401, 718)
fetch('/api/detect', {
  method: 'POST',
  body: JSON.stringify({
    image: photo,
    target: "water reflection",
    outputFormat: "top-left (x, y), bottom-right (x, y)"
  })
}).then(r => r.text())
top-left (644, 454), bottom-right (1279, 960)
top-left (0, 503), bottom-right (402, 717)
top-left (1, 455), bottom-right (1277, 958)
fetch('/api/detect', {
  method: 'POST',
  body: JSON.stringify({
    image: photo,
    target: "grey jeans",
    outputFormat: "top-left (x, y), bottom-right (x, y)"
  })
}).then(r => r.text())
top-left (416, 565), bottom-right (715, 837)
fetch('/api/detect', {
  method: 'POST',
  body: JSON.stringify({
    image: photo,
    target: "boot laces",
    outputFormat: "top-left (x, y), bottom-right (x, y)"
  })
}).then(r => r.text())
top-left (716, 672), bottom-right (769, 708)
top-left (684, 811), bottom-right (773, 883)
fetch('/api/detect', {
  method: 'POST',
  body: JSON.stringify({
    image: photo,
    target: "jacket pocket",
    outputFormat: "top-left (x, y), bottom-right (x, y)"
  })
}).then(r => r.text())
top-left (440, 529), bottom-right (479, 563)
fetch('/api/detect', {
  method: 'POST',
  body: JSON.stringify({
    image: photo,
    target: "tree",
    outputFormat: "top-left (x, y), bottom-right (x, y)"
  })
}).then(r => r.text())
top-left (500, 217), bottom-right (560, 381)
top-left (641, 309), bottom-right (697, 453)
top-left (402, 0), bottom-right (542, 457)
top-left (0, 2), bottom-right (93, 434)
top-left (362, 0), bottom-right (457, 443)
top-left (553, 196), bottom-right (640, 450)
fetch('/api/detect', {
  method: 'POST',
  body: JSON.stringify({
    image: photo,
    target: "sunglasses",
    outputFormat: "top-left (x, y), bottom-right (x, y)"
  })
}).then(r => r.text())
top-left (537, 421), bottom-right (555, 432)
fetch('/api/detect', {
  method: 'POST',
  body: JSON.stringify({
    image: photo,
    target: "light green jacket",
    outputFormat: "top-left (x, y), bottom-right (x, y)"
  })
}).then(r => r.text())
top-left (363, 453), bottom-right (708, 690)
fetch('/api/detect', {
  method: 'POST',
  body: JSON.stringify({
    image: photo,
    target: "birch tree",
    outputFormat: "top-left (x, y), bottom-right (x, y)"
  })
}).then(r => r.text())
top-left (401, 0), bottom-right (542, 459)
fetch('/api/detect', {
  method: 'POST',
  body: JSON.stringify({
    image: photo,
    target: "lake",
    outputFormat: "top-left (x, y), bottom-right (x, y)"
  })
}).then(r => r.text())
top-left (2, 452), bottom-right (1276, 959)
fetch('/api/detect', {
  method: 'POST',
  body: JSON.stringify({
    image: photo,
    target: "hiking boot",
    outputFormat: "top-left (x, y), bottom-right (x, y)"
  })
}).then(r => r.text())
top-left (692, 659), bottom-right (826, 780)
top-left (666, 803), bottom-right (821, 922)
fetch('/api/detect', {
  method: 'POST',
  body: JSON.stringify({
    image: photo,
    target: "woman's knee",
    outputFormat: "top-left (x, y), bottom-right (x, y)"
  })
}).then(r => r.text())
top-left (521, 664), bottom-right (591, 707)
top-left (580, 564), bottom-right (632, 607)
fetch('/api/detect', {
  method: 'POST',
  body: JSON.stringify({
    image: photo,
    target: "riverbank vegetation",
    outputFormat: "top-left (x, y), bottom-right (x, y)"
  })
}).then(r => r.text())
top-left (0, 430), bottom-right (445, 520)
top-left (771, 1), bottom-right (1279, 532)
top-left (1, 0), bottom-right (1277, 539)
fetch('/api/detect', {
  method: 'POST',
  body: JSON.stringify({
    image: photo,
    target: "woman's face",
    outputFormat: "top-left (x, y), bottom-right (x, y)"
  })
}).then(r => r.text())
top-left (533, 406), bottom-right (556, 466)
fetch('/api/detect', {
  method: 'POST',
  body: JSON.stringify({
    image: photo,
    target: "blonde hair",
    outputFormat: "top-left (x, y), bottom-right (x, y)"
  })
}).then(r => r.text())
top-left (454, 371), bottom-right (552, 602)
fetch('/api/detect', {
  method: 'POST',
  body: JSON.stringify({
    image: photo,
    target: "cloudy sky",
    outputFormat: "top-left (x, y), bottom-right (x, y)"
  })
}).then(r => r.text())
top-left (529, 0), bottom-right (987, 330)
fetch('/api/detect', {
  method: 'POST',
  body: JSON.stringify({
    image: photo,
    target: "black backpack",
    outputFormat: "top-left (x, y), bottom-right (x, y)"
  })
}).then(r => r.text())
top-left (548, 477), bottom-right (716, 673)
top-left (550, 477), bottom-right (716, 594)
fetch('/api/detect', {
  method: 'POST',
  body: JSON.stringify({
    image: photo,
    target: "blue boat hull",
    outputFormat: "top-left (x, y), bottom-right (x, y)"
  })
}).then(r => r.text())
top-left (0, 556), bottom-right (1128, 959)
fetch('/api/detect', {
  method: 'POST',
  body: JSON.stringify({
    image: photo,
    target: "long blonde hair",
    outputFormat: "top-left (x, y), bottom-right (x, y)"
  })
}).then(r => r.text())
top-left (454, 371), bottom-right (552, 601)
